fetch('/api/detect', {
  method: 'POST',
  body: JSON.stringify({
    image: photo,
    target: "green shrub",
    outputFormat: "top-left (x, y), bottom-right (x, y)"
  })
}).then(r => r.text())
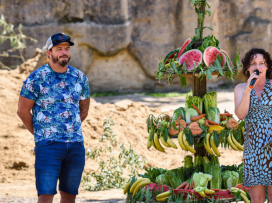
top-left (83, 118), bottom-right (147, 191)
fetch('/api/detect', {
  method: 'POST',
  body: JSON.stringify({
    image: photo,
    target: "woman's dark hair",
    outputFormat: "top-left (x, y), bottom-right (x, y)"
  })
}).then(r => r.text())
top-left (241, 48), bottom-right (272, 79)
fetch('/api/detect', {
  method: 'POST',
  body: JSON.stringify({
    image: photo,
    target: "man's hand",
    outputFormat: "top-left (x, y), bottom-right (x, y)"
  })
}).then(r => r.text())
top-left (17, 96), bottom-right (35, 135)
top-left (79, 97), bottom-right (90, 122)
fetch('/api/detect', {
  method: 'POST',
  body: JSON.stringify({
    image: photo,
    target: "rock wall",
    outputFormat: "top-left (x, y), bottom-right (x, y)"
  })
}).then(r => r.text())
top-left (1, 0), bottom-right (272, 92)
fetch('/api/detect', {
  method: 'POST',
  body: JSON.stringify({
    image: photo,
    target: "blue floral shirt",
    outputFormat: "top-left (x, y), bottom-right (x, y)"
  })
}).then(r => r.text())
top-left (20, 63), bottom-right (90, 143)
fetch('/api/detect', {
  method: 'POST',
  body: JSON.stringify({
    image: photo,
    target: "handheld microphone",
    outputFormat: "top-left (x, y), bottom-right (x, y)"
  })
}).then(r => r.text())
top-left (249, 69), bottom-right (259, 89)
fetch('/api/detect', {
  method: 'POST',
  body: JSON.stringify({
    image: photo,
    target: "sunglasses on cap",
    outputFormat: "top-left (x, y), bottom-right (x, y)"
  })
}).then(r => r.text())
top-left (52, 35), bottom-right (71, 44)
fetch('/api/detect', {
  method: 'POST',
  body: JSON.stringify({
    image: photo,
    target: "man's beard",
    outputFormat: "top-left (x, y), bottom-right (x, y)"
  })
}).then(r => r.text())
top-left (52, 55), bottom-right (71, 67)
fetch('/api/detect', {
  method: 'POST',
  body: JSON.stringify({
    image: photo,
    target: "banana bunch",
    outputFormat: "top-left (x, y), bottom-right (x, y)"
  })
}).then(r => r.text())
top-left (156, 191), bottom-right (171, 202)
top-left (152, 133), bottom-right (165, 153)
top-left (204, 133), bottom-right (221, 157)
top-left (147, 131), bottom-right (177, 153)
top-left (124, 178), bottom-right (151, 196)
top-left (230, 187), bottom-right (250, 203)
top-left (147, 131), bottom-right (164, 152)
top-left (159, 134), bottom-right (177, 149)
top-left (227, 132), bottom-right (243, 151)
top-left (178, 131), bottom-right (196, 153)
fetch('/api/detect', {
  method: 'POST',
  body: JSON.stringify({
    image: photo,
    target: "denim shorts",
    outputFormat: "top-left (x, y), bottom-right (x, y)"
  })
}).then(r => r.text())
top-left (34, 140), bottom-right (85, 196)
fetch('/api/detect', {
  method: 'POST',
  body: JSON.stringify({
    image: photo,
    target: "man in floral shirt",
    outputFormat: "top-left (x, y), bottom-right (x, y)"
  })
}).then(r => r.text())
top-left (17, 33), bottom-right (90, 203)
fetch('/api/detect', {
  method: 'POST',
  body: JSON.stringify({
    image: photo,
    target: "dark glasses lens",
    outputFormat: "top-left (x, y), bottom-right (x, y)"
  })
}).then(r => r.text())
top-left (53, 36), bottom-right (71, 43)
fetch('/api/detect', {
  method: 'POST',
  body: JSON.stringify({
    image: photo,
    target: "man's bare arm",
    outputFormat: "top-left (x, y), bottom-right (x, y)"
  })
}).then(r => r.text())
top-left (17, 96), bottom-right (35, 135)
top-left (79, 97), bottom-right (90, 122)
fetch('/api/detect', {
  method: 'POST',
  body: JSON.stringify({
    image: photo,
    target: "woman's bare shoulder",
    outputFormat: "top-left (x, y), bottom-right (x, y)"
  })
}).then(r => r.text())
top-left (234, 83), bottom-right (247, 93)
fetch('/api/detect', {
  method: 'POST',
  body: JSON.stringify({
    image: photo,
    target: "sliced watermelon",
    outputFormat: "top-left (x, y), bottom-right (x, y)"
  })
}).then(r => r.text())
top-left (221, 49), bottom-right (233, 68)
top-left (177, 38), bottom-right (192, 59)
top-left (163, 49), bottom-right (178, 64)
top-left (178, 49), bottom-right (202, 70)
top-left (203, 46), bottom-right (226, 68)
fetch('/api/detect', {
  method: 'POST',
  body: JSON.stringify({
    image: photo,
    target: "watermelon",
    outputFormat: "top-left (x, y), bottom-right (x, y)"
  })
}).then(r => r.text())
top-left (221, 49), bottom-right (233, 68)
top-left (203, 46), bottom-right (226, 68)
top-left (178, 49), bottom-right (202, 70)
top-left (177, 38), bottom-right (192, 59)
top-left (164, 49), bottom-right (178, 64)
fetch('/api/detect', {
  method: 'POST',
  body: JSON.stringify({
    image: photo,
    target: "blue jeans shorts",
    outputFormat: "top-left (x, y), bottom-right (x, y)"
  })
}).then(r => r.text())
top-left (34, 140), bottom-right (85, 196)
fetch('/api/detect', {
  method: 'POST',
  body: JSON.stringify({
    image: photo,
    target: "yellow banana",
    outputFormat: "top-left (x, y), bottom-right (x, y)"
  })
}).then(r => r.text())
top-left (132, 179), bottom-right (151, 196)
top-left (160, 136), bottom-right (170, 147)
top-left (182, 132), bottom-right (196, 153)
top-left (147, 131), bottom-right (152, 148)
top-left (147, 139), bottom-right (151, 148)
top-left (227, 132), bottom-right (238, 151)
top-left (210, 134), bottom-right (221, 157)
top-left (241, 193), bottom-right (250, 203)
top-left (178, 131), bottom-right (188, 151)
top-left (154, 133), bottom-right (165, 153)
top-left (151, 140), bottom-right (156, 149)
top-left (241, 126), bottom-right (245, 138)
top-left (204, 189), bottom-right (215, 195)
top-left (240, 190), bottom-right (247, 196)
top-left (230, 187), bottom-right (247, 196)
top-left (151, 140), bottom-right (158, 150)
top-left (156, 197), bottom-right (169, 202)
top-left (156, 191), bottom-right (171, 199)
top-left (204, 133), bottom-right (214, 155)
top-left (165, 61), bottom-right (179, 68)
top-left (208, 125), bottom-right (224, 134)
top-left (232, 133), bottom-right (243, 151)
top-left (130, 178), bottom-right (150, 193)
top-left (197, 191), bottom-right (206, 197)
top-left (123, 181), bottom-right (131, 194)
top-left (166, 137), bottom-right (177, 149)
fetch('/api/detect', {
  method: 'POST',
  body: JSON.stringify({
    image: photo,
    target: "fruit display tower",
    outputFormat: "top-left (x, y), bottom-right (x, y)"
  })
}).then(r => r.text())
top-left (154, 0), bottom-right (241, 158)
top-left (125, 1), bottom-right (250, 202)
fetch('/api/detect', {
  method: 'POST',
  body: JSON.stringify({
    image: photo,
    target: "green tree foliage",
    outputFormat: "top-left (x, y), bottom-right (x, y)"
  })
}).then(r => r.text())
top-left (0, 15), bottom-right (37, 69)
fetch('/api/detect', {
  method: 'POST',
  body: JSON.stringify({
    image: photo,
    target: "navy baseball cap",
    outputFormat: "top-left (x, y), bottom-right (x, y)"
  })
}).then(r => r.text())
top-left (46, 33), bottom-right (74, 50)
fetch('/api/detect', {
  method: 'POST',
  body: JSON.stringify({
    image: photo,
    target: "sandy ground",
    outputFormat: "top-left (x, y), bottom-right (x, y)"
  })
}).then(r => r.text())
top-left (0, 68), bottom-right (243, 202)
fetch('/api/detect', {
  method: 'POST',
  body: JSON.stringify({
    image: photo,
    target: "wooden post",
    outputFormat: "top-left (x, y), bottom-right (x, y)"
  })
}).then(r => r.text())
top-left (193, 0), bottom-right (207, 157)
top-left (193, 55), bottom-right (207, 157)
top-left (193, 74), bottom-right (207, 98)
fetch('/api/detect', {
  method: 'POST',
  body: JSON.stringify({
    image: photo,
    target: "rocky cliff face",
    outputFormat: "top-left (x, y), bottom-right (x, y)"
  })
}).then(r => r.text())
top-left (1, 0), bottom-right (271, 92)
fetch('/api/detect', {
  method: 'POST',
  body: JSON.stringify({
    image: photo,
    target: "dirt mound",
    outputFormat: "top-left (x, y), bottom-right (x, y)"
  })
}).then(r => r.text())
top-left (0, 57), bottom-right (243, 199)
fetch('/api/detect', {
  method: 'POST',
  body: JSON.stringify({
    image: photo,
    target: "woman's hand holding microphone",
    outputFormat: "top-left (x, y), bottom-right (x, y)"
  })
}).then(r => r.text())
top-left (245, 69), bottom-right (259, 92)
